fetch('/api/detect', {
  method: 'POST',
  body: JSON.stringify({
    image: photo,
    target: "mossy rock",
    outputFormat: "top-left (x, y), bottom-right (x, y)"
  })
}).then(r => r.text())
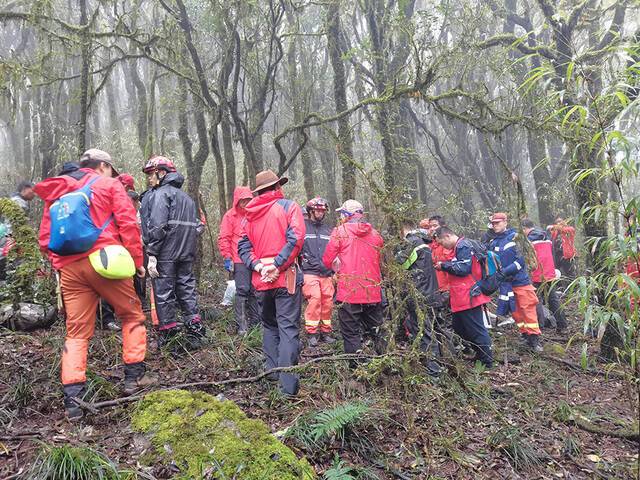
top-left (131, 389), bottom-right (316, 479)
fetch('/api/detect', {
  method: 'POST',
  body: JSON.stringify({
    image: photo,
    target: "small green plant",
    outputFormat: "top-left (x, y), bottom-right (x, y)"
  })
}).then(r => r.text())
top-left (26, 444), bottom-right (130, 480)
top-left (554, 401), bottom-right (573, 423)
top-left (11, 375), bottom-right (34, 408)
top-left (323, 456), bottom-right (380, 480)
top-left (287, 401), bottom-right (371, 449)
top-left (324, 456), bottom-right (355, 480)
top-left (487, 426), bottom-right (542, 471)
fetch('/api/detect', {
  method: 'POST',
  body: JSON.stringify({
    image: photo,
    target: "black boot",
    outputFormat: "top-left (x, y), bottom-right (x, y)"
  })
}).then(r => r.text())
top-left (235, 299), bottom-right (249, 335)
top-left (308, 334), bottom-right (319, 347)
top-left (527, 334), bottom-right (543, 353)
top-left (184, 317), bottom-right (207, 350)
top-left (157, 326), bottom-right (180, 349)
top-left (63, 383), bottom-right (86, 422)
top-left (123, 362), bottom-right (158, 395)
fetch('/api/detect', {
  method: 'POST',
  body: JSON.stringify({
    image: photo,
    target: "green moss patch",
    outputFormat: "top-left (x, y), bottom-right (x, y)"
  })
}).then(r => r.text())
top-left (131, 389), bottom-right (316, 479)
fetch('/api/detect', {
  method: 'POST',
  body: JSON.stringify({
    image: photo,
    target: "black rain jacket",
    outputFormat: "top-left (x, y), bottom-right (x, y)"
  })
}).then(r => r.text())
top-left (301, 218), bottom-right (333, 277)
top-left (140, 172), bottom-right (201, 261)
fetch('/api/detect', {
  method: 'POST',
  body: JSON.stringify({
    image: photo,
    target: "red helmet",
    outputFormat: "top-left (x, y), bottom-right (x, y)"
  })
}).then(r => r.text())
top-left (306, 197), bottom-right (329, 213)
top-left (142, 156), bottom-right (176, 174)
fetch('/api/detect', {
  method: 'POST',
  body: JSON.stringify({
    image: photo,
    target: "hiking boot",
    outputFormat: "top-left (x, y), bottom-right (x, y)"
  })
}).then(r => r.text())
top-left (307, 334), bottom-right (319, 348)
top-left (526, 334), bottom-right (544, 353)
top-left (423, 359), bottom-right (443, 377)
top-left (105, 321), bottom-right (120, 331)
top-left (235, 300), bottom-right (249, 335)
top-left (321, 334), bottom-right (336, 345)
top-left (63, 383), bottom-right (86, 422)
top-left (123, 362), bottom-right (157, 396)
top-left (184, 316), bottom-right (206, 338)
top-left (157, 326), bottom-right (180, 349)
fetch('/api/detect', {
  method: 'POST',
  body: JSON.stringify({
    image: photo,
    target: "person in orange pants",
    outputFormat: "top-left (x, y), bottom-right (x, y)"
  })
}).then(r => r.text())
top-left (301, 198), bottom-right (336, 346)
top-left (488, 212), bottom-right (542, 351)
top-left (34, 149), bottom-right (156, 421)
top-left (302, 275), bottom-right (335, 343)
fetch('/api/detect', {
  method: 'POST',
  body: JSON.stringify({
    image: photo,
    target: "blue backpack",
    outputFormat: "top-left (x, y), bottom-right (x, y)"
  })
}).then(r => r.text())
top-left (48, 176), bottom-right (112, 255)
top-left (467, 239), bottom-right (502, 295)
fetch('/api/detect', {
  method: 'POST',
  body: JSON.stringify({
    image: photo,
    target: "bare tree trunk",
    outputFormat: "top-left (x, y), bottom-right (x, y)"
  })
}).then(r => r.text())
top-left (77, 0), bottom-right (90, 155)
top-left (221, 116), bottom-right (236, 204)
top-left (285, 6), bottom-right (315, 198)
top-left (129, 58), bottom-right (149, 157)
top-left (326, 0), bottom-right (355, 200)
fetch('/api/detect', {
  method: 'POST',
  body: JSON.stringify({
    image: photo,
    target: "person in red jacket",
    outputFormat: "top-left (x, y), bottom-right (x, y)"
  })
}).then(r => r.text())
top-left (548, 217), bottom-right (577, 278)
top-left (34, 149), bottom-right (155, 421)
top-left (423, 215), bottom-right (455, 292)
top-left (218, 186), bottom-right (259, 334)
top-left (322, 200), bottom-right (385, 362)
top-left (433, 226), bottom-right (493, 368)
top-left (238, 170), bottom-right (305, 396)
top-left (522, 219), bottom-right (568, 333)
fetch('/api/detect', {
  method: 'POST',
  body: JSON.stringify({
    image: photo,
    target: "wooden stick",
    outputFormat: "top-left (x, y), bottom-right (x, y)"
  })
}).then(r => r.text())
top-left (74, 353), bottom-right (393, 411)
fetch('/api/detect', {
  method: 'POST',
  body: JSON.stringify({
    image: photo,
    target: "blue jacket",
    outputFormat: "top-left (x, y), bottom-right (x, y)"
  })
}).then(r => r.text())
top-left (489, 228), bottom-right (530, 287)
top-left (489, 228), bottom-right (530, 315)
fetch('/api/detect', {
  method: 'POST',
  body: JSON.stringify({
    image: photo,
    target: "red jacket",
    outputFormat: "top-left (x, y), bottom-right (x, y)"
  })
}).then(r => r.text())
top-left (34, 169), bottom-right (143, 270)
top-left (322, 215), bottom-right (383, 304)
top-left (218, 186), bottom-right (253, 263)
top-left (238, 189), bottom-right (305, 291)
top-left (431, 242), bottom-right (454, 291)
top-left (550, 224), bottom-right (577, 260)
top-left (441, 237), bottom-right (490, 313)
top-left (527, 228), bottom-right (556, 283)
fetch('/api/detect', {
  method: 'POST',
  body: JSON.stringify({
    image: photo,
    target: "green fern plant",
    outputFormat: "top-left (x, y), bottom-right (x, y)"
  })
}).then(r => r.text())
top-left (323, 456), bottom-right (355, 480)
top-left (286, 401), bottom-right (370, 449)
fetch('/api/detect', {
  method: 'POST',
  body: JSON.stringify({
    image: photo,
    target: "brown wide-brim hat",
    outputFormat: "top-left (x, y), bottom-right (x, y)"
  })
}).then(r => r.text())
top-left (79, 148), bottom-right (119, 177)
top-left (253, 169), bottom-right (288, 193)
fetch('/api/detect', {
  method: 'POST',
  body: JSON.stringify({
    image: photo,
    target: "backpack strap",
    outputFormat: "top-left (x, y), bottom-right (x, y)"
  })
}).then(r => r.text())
top-left (401, 244), bottom-right (428, 270)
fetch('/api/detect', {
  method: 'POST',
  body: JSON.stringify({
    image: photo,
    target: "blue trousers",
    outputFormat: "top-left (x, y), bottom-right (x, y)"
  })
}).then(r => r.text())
top-left (452, 306), bottom-right (493, 367)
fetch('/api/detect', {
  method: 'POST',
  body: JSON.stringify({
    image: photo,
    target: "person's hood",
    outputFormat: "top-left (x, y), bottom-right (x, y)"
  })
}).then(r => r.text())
top-left (33, 168), bottom-right (97, 202)
top-left (345, 214), bottom-right (372, 237)
top-left (245, 189), bottom-right (284, 221)
top-left (527, 227), bottom-right (548, 242)
top-left (233, 186), bottom-right (253, 211)
top-left (159, 171), bottom-right (184, 189)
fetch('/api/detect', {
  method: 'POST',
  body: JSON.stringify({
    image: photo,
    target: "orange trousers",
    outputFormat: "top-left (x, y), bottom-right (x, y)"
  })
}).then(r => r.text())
top-left (60, 257), bottom-right (147, 385)
top-left (302, 274), bottom-right (335, 334)
top-left (511, 284), bottom-right (541, 335)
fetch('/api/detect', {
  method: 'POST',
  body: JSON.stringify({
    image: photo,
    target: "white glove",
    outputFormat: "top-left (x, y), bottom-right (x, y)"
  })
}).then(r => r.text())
top-left (147, 256), bottom-right (159, 278)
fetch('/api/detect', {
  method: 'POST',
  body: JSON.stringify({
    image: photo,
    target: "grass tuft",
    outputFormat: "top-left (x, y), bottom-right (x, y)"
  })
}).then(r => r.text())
top-left (26, 444), bottom-right (131, 480)
top-left (487, 426), bottom-right (542, 471)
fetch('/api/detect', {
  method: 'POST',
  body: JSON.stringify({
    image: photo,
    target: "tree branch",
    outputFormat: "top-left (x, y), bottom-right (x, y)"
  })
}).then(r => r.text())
top-left (475, 33), bottom-right (558, 60)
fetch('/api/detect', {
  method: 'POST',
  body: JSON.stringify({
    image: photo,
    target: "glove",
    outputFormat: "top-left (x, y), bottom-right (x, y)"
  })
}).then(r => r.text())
top-left (495, 270), bottom-right (507, 282)
top-left (469, 283), bottom-right (482, 297)
top-left (147, 256), bottom-right (159, 278)
top-left (224, 258), bottom-right (233, 272)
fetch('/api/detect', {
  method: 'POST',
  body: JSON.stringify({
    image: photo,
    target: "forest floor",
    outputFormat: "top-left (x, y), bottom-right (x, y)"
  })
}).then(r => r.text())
top-left (0, 287), bottom-right (638, 479)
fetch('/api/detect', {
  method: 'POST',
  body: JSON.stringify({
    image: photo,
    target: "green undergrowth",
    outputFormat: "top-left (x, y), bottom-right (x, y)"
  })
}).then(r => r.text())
top-left (26, 444), bottom-right (134, 480)
top-left (131, 389), bottom-right (316, 479)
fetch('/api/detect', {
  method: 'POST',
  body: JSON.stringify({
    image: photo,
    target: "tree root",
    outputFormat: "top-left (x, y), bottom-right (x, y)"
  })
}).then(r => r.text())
top-left (540, 354), bottom-right (626, 379)
top-left (72, 352), bottom-right (395, 412)
top-left (568, 416), bottom-right (639, 442)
